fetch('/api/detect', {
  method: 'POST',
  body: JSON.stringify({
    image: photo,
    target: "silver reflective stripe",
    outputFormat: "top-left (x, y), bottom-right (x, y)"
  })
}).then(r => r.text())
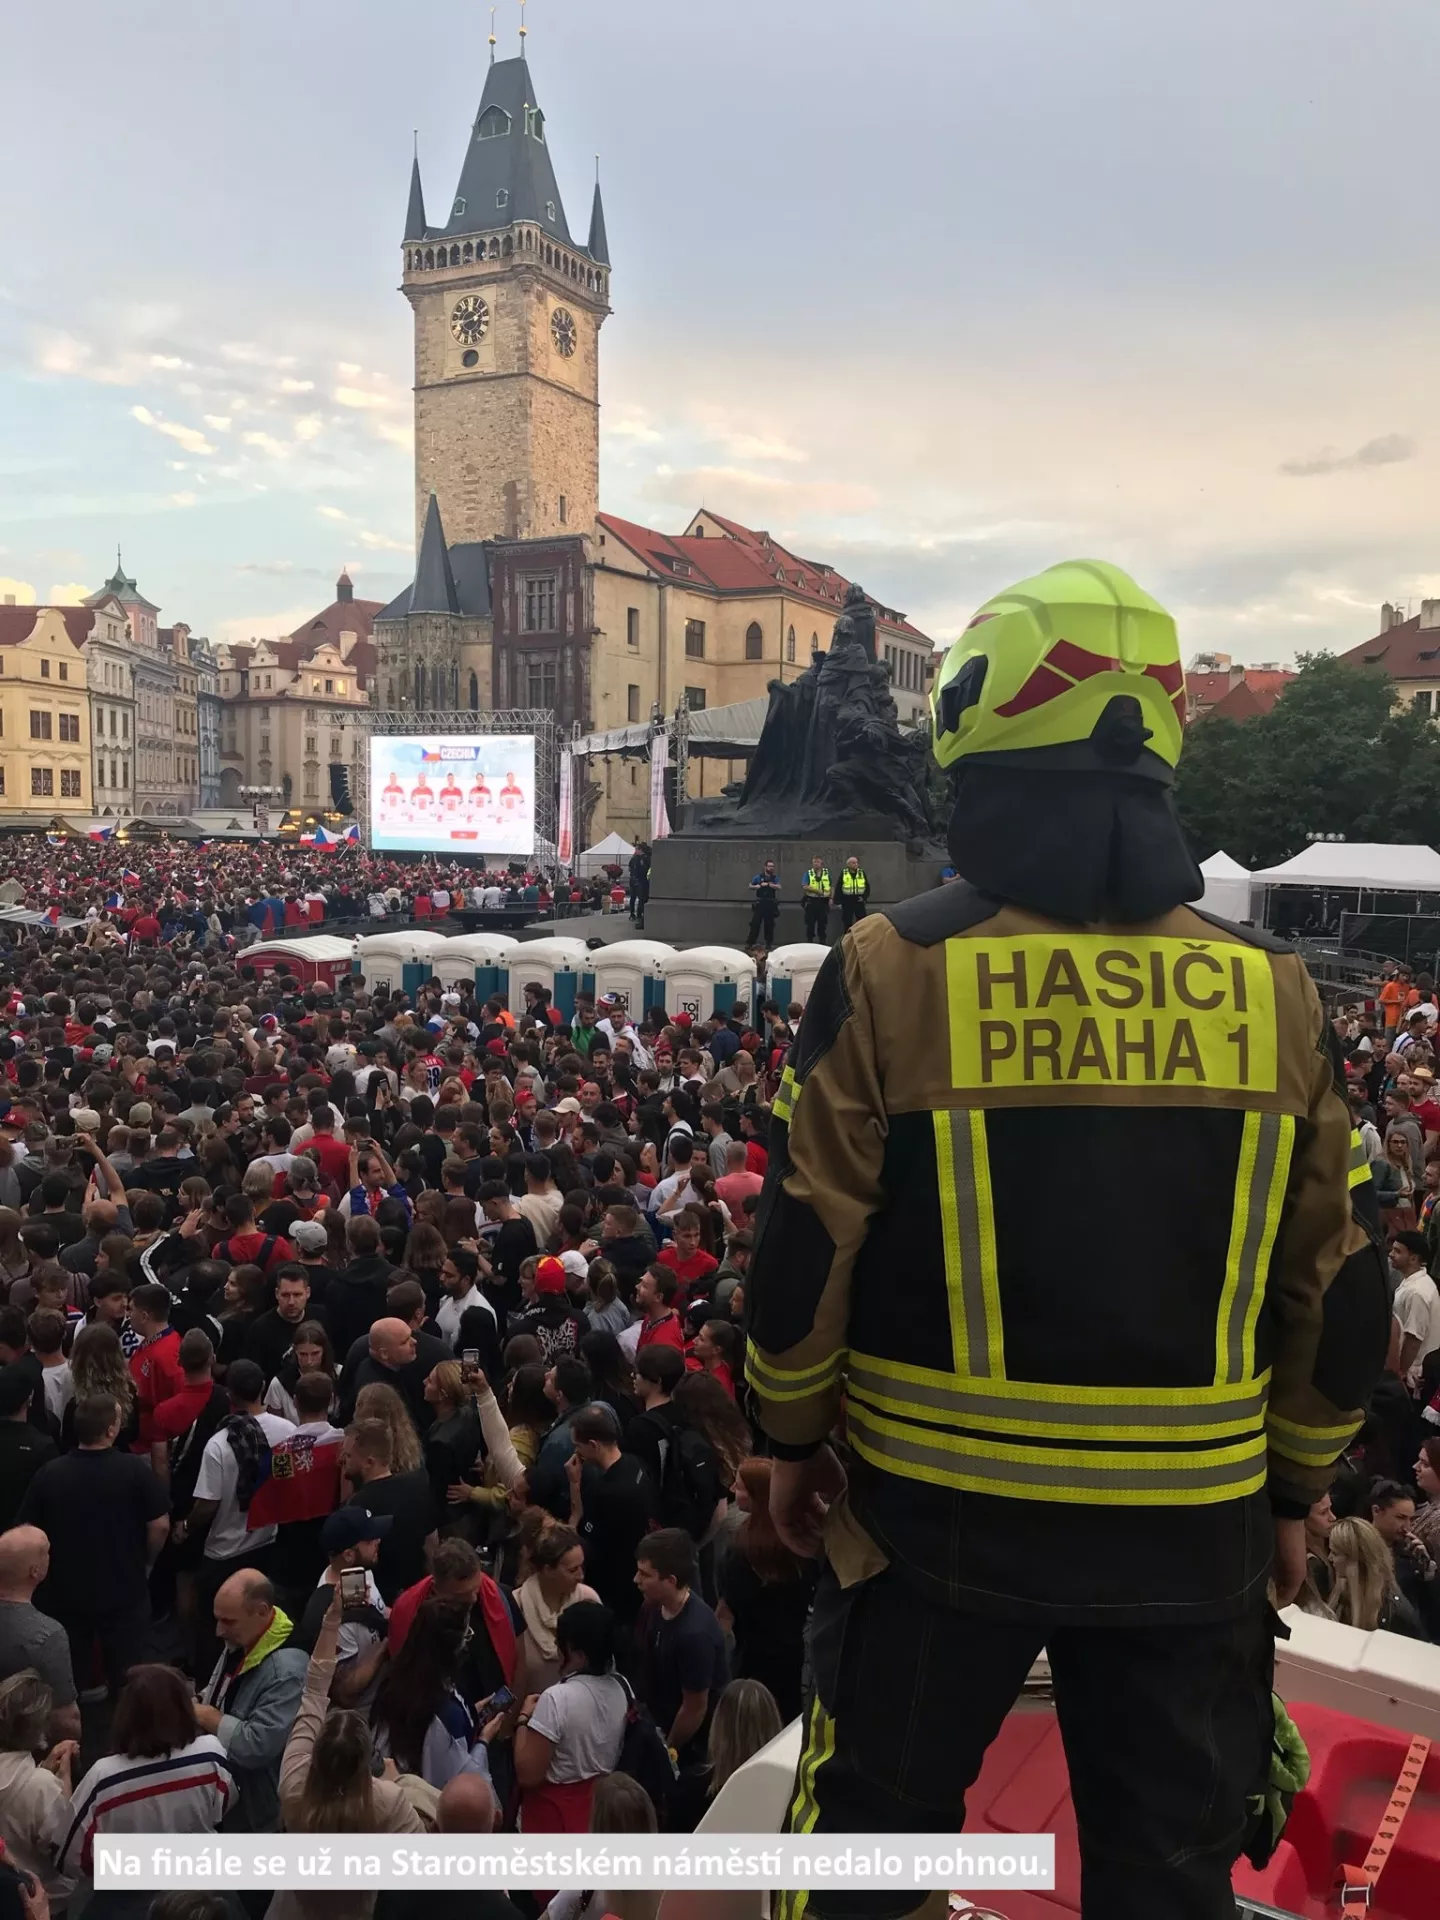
top-left (937, 1109), bottom-right (1001, 1379)
top-left (1268, 1420), bottom-right (1359, 1461)
top-left (1219, 1112), bottom-right (1293, 1385)
top-left (847, 1360), bottom-right (1268, 1432)
top-left (848, 1403), bottom-right (1265, 1497)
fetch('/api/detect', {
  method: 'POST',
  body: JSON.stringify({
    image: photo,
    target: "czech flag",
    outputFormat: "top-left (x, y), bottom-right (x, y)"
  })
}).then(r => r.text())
top-left (122, 869), bottom-right (141, 888)
top-left (342, 823), bottom-right (360, 844)
top-left (44, 906), bottom-right (61, 925)
top-left (104, 890), bottom-right (124, 909)
top-left (88, 826), bottom-right (115, 842)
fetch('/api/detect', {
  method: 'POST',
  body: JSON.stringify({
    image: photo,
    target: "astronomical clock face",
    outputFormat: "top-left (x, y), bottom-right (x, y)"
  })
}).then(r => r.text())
top-left (550, 307), bottom-right (578, 357)
top-left (450, 295), bottom-right (490, 345)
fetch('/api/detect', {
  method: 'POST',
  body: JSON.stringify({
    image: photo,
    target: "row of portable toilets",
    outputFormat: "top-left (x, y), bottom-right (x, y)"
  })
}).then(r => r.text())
top-left (350, 931), bottom-right (833, 1029)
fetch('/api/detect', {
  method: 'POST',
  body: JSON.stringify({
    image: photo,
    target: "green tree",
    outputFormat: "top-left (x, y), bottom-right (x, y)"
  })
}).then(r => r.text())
top-left (1173, 655), bottom-right (1440, 867)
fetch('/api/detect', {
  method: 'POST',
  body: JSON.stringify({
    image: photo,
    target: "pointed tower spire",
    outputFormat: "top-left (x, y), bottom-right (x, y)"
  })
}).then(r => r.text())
top-left (440, 52), bottom-right (574, 242)
top-left (411, 494), bottom-right (461, 615)
top-left (587, 168), bottom-right (610, 265)
top-left (404, 148), bottom-right (427, 242)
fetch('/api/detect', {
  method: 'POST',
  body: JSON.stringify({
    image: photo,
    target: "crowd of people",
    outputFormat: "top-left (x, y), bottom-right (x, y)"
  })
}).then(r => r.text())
top-left (0, 836), bottom-right (615, 951)
top-left (0, 906), bottom-right (815, 1920)
top-left (1303, 963), bottom-right (1440, 1636)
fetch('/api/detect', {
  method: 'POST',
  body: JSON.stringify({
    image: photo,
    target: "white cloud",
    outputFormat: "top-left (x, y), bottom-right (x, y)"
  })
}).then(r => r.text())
top-left (359, 530), bottom-right (410, 552)
top-left (0, 578), bottom-right (36, 604)
top-left (221, 342), bottom-right (297, 368)
top-left (336, 362), bottom-right (362, 377)
top-left (278, 377), bottom-right (315, 394)
top-left (169, 491), bottom-right (198, 507)
top-left (605, 412), bottom-right (664, 447)
top-left (373, 420), bottom-right (413, 451)
top-left (149, 354), bottom-right (189, 370)
top-left (130, 405), bottom-right (215, 455)
top-left (240, 430), bottom-right (289, 458)
top-left (1280, 433), bottom-right (1418, 478)
top-left (203, 415), bottom-right (232, 432)
top-left (47, 583), bottom-right (90, 605)
top-left (317, 505), bottom-right (350, 522)
top-left (333, 386), bottom-right (389, 411)
top-left (292, 414), bottom-right (324, 442)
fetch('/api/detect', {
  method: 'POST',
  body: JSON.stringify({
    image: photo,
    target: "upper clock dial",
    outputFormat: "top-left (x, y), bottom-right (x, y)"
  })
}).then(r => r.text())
top-left (551, 307), bottom-right (578, 358)
top-left (451, 295), bottom-right (490, 345)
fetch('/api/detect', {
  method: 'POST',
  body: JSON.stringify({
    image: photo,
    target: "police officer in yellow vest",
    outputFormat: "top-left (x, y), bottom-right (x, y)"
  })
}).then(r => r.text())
top-left (802, 853), bottom-right (832, 944)
top-left (833, 854), bottom-right (869, 931)
top-left (747, 560), bottom-right (1389, 1920)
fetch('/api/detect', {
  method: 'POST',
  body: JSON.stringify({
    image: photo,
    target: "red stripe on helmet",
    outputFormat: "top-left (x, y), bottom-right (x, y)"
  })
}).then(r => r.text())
top-left (993, 664), bottom-right (1074, 718)
top-left (1144, 660), bottom-right (1184, 696)
top-left (1046, 639), bottom-right (1121, 682)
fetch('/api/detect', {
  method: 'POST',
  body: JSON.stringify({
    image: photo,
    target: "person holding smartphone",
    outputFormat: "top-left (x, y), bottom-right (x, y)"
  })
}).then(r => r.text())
top-left (290, 1509), bottom-right (393, 1711)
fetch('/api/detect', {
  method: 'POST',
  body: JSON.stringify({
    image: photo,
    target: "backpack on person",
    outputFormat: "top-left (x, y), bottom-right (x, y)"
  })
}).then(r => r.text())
top-left (613, 1673), bottom-right (677, 1815)
top-left (658, 1418), bottom-right (723, 1542)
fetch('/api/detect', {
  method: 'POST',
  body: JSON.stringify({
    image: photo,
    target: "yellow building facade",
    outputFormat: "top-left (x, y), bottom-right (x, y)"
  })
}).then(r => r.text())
top-left (0, 605), bottom-right (92, 816)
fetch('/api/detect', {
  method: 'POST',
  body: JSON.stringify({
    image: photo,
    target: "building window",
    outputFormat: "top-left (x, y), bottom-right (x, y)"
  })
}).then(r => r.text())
top-left (496, 188), bottom-right (510, 209)
top-left (786, 626), bottom-right (796, 664)
top-left (545, 198), bottom-right (556, 221)
top-left (122, 713), bottom-right (129, 739)
top-left (40, 659), bottom-right (50, 680)
top-left (58, 662), bottom-right (68, 682)
top-left (526, 661), bottom-right (559, 709)
top-left (324, 679), bottom-right (334, 694)
top-left (31, 767), bottom-right (52, 796)
top-left (60, 769), bottom-right (80, 798)
top-left (29, 711), bottom-right (51, 740)
top-left (626, 608), bottom-right (640, 648)
top-left (337, 681), bottom-right (346, 695)
top-left (627, 684), bottom-right (641, 723)
top-left (110, 759), bottom-right (117, 787)
top-left (304, 706), bottom-right (317, 722)
top-left (479, 104), bottom-right (511, 139)
top-left (304, 770), bottom-right (318, 800)
top-left (59, 713), bottom-right (80, 742)
top-left (122, 761), bottom-right (129, 787)
top-left (684, 687), bottom-right (707, 711)
top-left (260, 734), bottom-right (270, 754)
top-left (468, 670), bottom-right (479, 710)
top-left (305, 735), bottom-right (316, 755)
top-left (684, 620), bottom-right (706, 659)
top-left (1415, 690), bottom-right (1435, 716)
top-left (745, 621), bottom-right (763, 661)
top-left (523, 576), bottom-right (557, 631)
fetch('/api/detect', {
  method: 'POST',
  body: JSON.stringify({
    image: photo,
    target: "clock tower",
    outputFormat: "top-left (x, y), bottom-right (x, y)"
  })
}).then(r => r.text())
top-left (402, 52), bottom-right (610, 548)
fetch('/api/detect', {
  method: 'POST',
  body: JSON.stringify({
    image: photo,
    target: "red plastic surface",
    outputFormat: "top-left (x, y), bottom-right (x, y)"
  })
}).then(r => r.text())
top-left (954, 1701), bottom-right (1440, 1920)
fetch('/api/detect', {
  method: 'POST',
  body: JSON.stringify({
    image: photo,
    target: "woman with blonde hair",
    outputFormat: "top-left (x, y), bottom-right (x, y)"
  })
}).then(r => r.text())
top-left (1328, 1517), bottom-right (1427, 1636)
top-left (514, 1525), bottom-right (598, 1695)
top-left (63, 1321), bottom-right (139, 1449)
top-left (275, 1591), bottom-right (420, 1917)
top-left (354, 1379), bottom-right (423, 1475)
top-left (707, 1676), bottom-right (783, 1797)
top-left (1371, 1128), bottom-right (1417, 1229)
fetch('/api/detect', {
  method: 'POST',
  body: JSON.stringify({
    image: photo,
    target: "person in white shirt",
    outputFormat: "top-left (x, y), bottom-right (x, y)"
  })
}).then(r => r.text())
top-left (1390, 1232), bottom-right (1440, 1390)
top-left (187, 1361), bottom-right (296, 1578)
top-left (435, 1248), bottom-right (496, 1350)
top-left (647, 1136), bottom-right (699, 1218)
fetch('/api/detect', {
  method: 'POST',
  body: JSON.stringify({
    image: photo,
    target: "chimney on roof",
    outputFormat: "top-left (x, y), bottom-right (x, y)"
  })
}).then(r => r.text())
top-left (1421, 600), bottom-right (1440, 631)
top-left (2, 595), bottom-right (13, 607)
top-left (1381, 601), bottom-right (1398, 632)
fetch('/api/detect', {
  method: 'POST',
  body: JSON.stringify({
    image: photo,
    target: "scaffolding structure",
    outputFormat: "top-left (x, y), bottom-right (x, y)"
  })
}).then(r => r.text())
top-left (357, 709), bottom-right (562, 854)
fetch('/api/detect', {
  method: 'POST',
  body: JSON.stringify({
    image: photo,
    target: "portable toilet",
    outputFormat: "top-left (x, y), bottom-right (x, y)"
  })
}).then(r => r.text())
top-left (509, 936), bottom-right (594, 1022)
top-left (659, 945), bottom-right (758, 1024)
top-left (237, 936), bottom-right (358, 991)
top-left (589, 939), bottom-right (674, 1024)
top-left (352, 929), bottom-right (451, 1000)
top-left (764, 943), bottom-right (833, 1023)
top-left (430, 934), bottom-right (519, 1002)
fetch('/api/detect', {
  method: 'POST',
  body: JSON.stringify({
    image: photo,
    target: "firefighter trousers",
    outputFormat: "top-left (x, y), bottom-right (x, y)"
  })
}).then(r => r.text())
top-left (779, 1564), bottom-right (1274, 1920)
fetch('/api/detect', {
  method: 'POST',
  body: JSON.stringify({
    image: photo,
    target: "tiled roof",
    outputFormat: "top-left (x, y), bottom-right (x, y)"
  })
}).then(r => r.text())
top-left (1202, 679), bottom-right (1276, 722)
top-left (597, 511), bottom-right (929, 643)
top-left (0, 606), bottom-right (93, 649)
top-left (1337, 614), bottom-right (1440, 680)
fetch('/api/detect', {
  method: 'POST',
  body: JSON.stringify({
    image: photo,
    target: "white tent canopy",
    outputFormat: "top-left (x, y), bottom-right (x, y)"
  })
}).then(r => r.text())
top-left (1198, 850), bottom-right (1255, 922)
top-left (1250, 844), bottom-right (1440, 891)
top-left (575, 831), bottom-right (636, 876)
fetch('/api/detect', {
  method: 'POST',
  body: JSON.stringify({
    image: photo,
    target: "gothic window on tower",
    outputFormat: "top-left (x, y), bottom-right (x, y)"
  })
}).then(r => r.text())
top-left (523, 576), bottom-right (557, 632)
top-left (526, 661), bottom-right (558, 709)
top-left (497, 189), bottom-right (509, 210)
top-left (786, 626), bottom-right (797, 664)
top-left (469, 671), bottom-right (479, 711)
top-left (745, 622), bottom-right (763, 661)
top-left (478, 104), bottom-right (511, 139)
top-left (527, 107), bottom-right (546, 143)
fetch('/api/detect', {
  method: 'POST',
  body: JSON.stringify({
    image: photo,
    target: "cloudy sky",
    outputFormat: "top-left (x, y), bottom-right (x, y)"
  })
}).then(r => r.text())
top-left (2, 0), bottom-right (1438, 660)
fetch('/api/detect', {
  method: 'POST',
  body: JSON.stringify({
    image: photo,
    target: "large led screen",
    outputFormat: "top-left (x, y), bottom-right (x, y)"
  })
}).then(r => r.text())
top-left (369, 734), bottom-right (536, 855)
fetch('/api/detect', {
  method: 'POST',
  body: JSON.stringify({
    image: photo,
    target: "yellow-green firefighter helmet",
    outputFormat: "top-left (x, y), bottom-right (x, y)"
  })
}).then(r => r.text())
top-left (930, 559), bottom-right (1186, 776)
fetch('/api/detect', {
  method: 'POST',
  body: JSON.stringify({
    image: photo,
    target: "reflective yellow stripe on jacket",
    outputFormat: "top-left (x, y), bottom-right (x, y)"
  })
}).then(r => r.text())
top-left (842, 1102), bottom-right (1293, 1507)
top-left (1348, 1127), bottom-right (1371, 1189)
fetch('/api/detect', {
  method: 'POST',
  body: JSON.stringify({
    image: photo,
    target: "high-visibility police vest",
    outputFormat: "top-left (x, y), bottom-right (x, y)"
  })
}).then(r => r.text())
top-left (804, 869), bottom-right (831, 898)
top-left (746, 886), bottom-right (1386, 1570)
top-left (841, 869), bottom-right (868, 897)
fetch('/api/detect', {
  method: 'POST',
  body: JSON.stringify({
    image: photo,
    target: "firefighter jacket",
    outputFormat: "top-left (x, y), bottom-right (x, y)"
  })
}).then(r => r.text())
top-left (745, 883), bottom-right (1390, 1626)
top-left (803, 868), bottom-right (832, 900)
top-left (834, 869), bottom-right (870, 907)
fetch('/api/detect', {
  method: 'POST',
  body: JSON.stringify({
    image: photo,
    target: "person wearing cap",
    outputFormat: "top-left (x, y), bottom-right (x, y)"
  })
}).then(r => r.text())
top-left (509, 1257), bottom-right (587, 1365)
top-left (288, 1506), bottom-right (392, 1708)
top-left (749, 559), bottom-right (1391, 1920)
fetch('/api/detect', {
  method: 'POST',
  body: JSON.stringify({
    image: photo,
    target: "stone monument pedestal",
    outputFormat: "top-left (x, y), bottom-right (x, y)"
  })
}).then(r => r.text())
top-left (643, 831), bottom-right (945, 947)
